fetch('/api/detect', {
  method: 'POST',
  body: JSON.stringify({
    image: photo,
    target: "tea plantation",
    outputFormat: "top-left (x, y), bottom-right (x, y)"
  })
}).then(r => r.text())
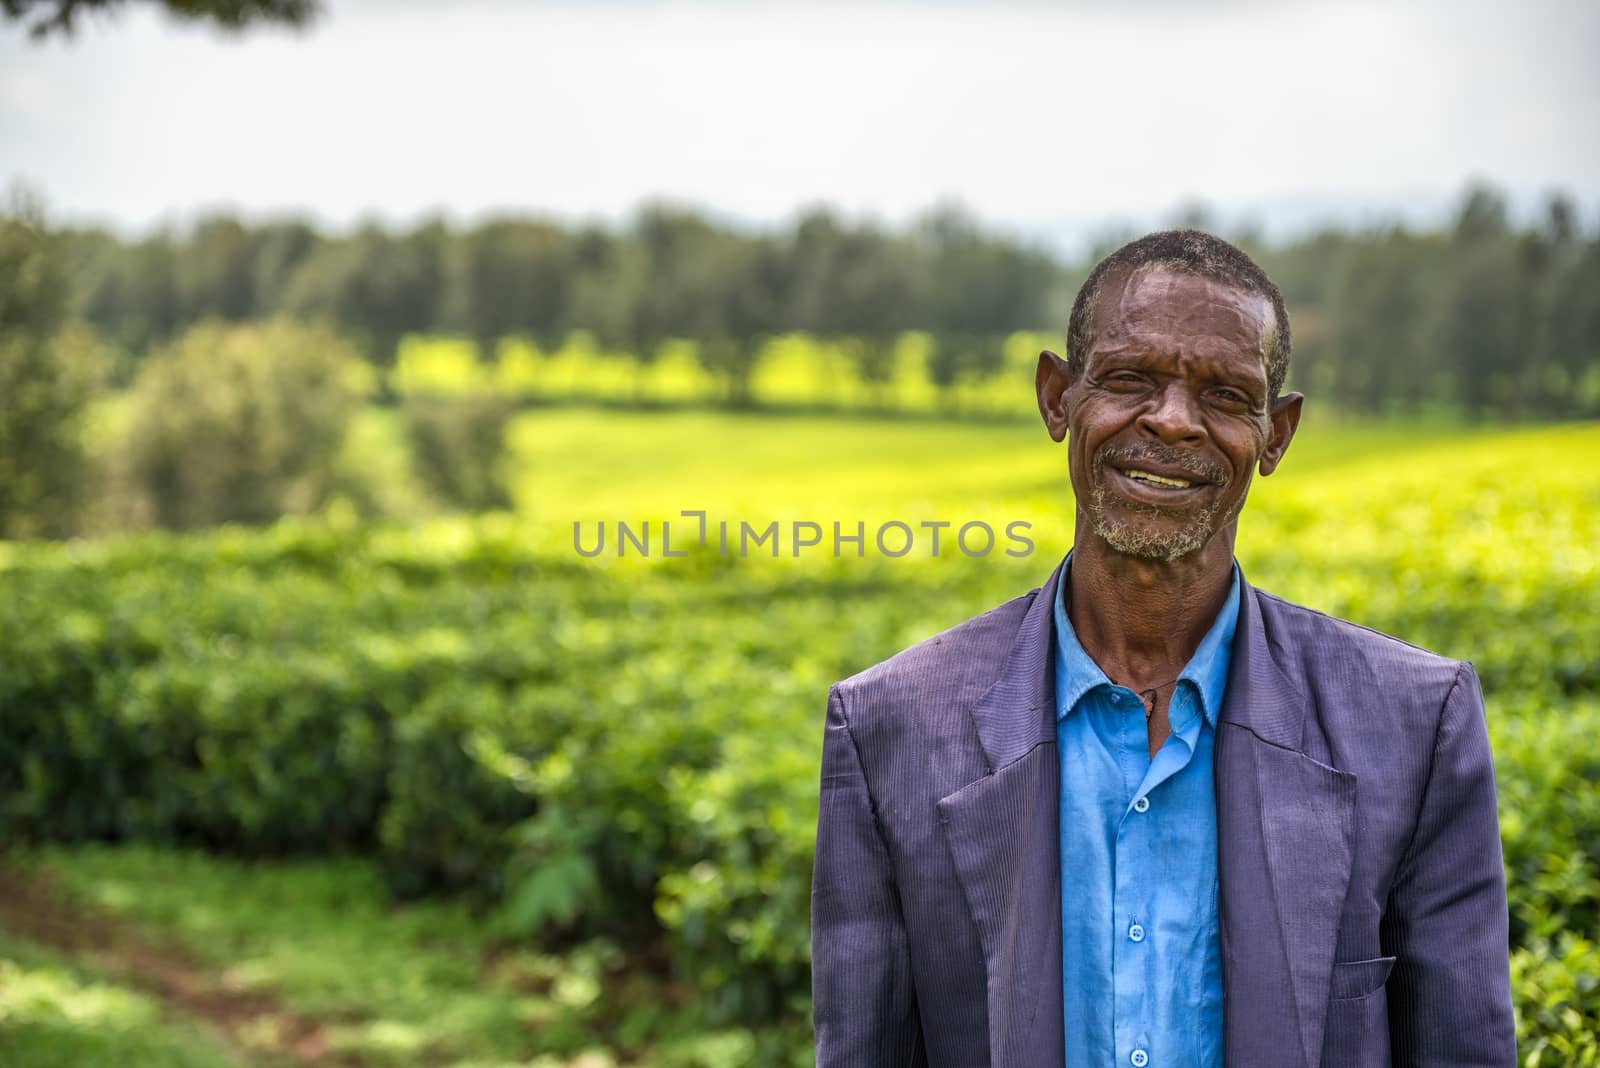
top-left (1, 414), bottom-right (1596, 1065)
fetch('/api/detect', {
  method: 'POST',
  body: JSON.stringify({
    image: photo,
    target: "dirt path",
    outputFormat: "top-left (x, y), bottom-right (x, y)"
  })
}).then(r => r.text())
top-left (0, 862), bottom-right (364, 1066)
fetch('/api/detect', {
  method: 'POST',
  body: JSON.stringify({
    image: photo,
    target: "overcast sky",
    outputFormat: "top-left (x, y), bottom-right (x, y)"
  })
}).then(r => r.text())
top-left (2, 0), bottom-right (1596, 252)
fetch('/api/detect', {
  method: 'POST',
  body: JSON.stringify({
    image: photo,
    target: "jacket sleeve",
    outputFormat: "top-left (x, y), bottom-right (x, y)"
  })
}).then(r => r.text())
top-left (1383, 662), bottom-right (1517, 1066)
top-left (811, 682), bottom-right (924, 1066)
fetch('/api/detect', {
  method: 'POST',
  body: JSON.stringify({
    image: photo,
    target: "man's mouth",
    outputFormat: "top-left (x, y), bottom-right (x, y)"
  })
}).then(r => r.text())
top-left (1121, 468), bottom-right (1195, 490)
top-left (1095, 445), bottom-right (1228, 503)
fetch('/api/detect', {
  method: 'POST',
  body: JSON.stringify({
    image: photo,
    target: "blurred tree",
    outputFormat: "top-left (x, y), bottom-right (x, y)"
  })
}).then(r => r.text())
top-left (247, 218), bottom-right (320, 315)
top-left (1436, 192), bottom-right (1521, 419)
top-left (0, 194), bottom-right (107, 537)
top-left (1325, 229), bottom-right (1430, 412)
top-left (402, 393), bottom-right (516, 512)
top-left (3, 0), bottom-right (318, 38)
top-left (123, 319), bottom-right (358, 528)
top-left (282, 221), bottom-right (445, 365)
top-left (448, 218), bottom-right (573, 351)
top-left (566, 224), bottom-right (648, 369)
top-left (914, 203), bottom-right (1060, 404)
top-left (0, 192), bottom-right (65, 337)
top-left (784, 208), bottom-right (846, 329)
top-left (178, 214), bottom-right (256, 322)
top-left (807, 219), bottom-right (918, 407)
top-left (713, 236), bottom-right (786, 407)
top-left (1535, 207), bottom-right (1600, 417)
top-left (632, 205), bottom-right (766, 405)
top-left (1454, 183), bottom-right (1511, 243)
top-left (78, 230), bottom-right (181, 355)
top-left (1256, 228), bottom-right (1350, 309)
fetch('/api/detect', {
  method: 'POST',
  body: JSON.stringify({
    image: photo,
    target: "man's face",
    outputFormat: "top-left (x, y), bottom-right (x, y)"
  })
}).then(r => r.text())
top-left (1061, 266), bottom-right (1289, 563)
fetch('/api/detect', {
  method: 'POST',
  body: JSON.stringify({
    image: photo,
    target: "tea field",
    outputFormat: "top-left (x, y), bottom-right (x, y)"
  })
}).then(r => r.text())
top-left (1, 411), bottom-right (1596, 1066)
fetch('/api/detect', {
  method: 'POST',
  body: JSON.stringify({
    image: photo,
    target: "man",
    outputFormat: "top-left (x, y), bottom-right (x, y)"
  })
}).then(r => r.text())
top-left (810, 230), bottom-right (1515, 1068)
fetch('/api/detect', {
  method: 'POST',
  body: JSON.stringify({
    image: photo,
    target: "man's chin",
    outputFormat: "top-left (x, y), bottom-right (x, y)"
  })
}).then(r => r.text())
top-left (1094, 522), bottom-right (1211, 563)
top-left (1087, 493), bottom-right (1218, 563)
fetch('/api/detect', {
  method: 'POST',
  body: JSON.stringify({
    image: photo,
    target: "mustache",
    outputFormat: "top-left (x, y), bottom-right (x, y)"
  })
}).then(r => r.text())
top-left (1095, 443), bottom-right (1228, 486)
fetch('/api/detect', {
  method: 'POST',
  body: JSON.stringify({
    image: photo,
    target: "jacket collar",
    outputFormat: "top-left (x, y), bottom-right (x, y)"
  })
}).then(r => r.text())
top-left (970, 554), bottom-right (1292, 769)
top-left (966, 556), bottom-right (1061, 773)
top-left (1216, 572), bottom-right (1307, 750)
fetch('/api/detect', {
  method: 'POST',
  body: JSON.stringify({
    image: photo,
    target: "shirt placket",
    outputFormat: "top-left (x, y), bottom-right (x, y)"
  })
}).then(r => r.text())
top-left (1113, 683), bottom-right (1203, 1068)
top-left (1109, 684), bottom-right (1155, 1068)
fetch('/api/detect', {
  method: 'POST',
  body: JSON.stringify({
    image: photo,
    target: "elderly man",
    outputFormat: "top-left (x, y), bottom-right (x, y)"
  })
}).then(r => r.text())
top-left (810, 230), bottom-right (1515, 1068)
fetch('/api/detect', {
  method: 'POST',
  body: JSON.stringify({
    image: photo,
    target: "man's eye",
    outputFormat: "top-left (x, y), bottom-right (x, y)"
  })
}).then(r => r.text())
top-left (1213, 388), bottom-right (1250, 406)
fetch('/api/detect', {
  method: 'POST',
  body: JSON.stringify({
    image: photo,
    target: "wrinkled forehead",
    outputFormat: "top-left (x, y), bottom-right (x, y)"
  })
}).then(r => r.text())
top-left (1090, 263), bottom-right (1276, 365)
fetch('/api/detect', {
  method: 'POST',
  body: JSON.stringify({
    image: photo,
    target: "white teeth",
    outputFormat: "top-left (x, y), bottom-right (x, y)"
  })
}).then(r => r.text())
top-left (1126, 469), bottom-right (1193, 489)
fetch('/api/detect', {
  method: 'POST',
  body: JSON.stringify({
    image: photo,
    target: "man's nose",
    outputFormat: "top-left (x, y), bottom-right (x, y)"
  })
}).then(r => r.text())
top-left (1136, 382), bottom-right (1205, 444)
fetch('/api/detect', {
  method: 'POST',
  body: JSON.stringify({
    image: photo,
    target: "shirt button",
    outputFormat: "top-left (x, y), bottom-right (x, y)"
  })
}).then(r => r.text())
top-left (1132, 796), bottom-right (1150, 813)
top-left (1128, 922), bottom-right (1145, 943)
top-left (1131, 1050), bottom-right (1149, 1067)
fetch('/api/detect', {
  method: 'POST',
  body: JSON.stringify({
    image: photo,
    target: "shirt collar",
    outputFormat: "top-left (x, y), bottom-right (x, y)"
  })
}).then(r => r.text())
top-left (1052, 549), bottom-right (1241, 728)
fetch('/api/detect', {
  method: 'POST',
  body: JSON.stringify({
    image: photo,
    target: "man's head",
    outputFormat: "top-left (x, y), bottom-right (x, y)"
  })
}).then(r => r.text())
top-left (1036, 230), bottom-right (1303, 564)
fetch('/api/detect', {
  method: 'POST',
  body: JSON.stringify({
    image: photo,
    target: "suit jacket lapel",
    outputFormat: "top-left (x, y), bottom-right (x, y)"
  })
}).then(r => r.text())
top-left (1217, 578), bottom-right (1357, 1068)
top-left (936, 558), bottom-right (1065, 1068)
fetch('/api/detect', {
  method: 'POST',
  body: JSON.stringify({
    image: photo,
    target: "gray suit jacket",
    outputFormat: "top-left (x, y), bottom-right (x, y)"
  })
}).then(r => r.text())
top-left (811, 559), bottom-right (1516, 1067)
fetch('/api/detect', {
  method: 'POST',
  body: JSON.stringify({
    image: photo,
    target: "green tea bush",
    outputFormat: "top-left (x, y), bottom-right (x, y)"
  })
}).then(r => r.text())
top-left (378, 685), bottom-right (539, 899)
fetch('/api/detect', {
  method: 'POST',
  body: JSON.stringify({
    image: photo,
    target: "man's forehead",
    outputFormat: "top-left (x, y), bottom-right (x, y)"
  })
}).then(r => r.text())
top-left (1092, 264), bottom-right (1274, 357)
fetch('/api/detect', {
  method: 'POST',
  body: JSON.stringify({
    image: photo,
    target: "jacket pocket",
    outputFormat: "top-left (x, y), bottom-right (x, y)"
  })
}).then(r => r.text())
top-left (1323, 979), bottom-right (1392, 1068)
top-left (1330, 955), bottom-right (1396, 1000)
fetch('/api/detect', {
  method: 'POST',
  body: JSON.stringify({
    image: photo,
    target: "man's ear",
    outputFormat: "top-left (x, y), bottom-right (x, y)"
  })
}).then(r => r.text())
top-left (1036, 350), bottom-right (1073, 443)
top-left (1258, 391), bottom-right (1303, 476)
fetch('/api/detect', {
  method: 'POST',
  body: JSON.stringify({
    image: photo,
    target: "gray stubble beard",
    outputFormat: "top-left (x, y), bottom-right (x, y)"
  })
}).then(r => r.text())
top-left (1086, 479), bottom-right (1247, 564)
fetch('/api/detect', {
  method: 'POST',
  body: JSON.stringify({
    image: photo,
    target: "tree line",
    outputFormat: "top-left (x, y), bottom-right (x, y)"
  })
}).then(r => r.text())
top-left (23, 182), bottom-right (1600, 418)
top-left (58, 202), bottom-right (1063, 408)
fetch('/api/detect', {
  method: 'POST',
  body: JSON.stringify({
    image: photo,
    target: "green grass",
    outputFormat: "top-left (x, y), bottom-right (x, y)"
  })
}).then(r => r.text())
top-left (5, 845), bottom-right (789, 1068)
top-left (0, 930), bottom-right (247, 1068)
top-left (25, 846), bottom-right (551, 1064)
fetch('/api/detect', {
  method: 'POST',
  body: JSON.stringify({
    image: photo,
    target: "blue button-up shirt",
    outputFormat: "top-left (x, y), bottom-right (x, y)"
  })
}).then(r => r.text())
top-left (1055, 552), bottom-right (1238, 1068)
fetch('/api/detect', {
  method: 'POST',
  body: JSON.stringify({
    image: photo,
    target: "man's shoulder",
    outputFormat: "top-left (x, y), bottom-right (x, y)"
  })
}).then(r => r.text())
top-left (830, 582), bottom-right (1041, 724)
top-left (1252, 585), bottom-right (1470, 695)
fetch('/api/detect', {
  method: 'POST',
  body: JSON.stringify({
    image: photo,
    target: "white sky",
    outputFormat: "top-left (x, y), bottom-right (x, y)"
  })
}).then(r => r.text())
top-left (2, 0), bottom-right (1596, 252)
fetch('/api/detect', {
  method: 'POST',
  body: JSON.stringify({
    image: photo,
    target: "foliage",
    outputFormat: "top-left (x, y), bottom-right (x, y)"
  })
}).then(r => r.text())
top-left (122, 319), bottom-right (360, 529)
top-left (0, 201), bottom-right (109, 538)
top-left (400, 392), bottom-right (516, 513)
top-left (0, 321), bottom-right (110, 541)
top-left (35, 181), bottom-right (1600, 418)
top-left (282, 222), bottom-right (446, 366)
top-left (2, 0), bottom-right (319, 39)
top-left (1512, 934), bottom-right (1600, 1066)
top-left (0, 417), bottom-right (1596, 1063)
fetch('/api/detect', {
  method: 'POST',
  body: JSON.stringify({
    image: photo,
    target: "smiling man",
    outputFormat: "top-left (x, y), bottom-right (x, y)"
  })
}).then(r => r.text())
top-left (811, 230), bottom-right (1516, 1067)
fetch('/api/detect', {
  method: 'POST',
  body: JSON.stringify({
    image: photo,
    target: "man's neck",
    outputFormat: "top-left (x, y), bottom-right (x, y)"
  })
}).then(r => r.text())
top-left (1065, 522), bottom-right (1236, 689)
